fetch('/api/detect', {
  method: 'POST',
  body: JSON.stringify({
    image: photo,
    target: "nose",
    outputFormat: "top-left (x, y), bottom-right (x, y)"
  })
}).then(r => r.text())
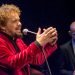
top-left (18, 21), bottom-right (22, 26)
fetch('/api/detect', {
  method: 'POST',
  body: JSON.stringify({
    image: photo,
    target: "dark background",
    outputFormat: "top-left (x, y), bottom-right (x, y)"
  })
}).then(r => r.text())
top-left (0, 0), bottom-right (75, 74)
top-left (0, 0), bottom-right (75, 45)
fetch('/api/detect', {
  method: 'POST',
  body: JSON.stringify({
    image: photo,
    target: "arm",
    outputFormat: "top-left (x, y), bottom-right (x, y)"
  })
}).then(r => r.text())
top-left (31, 43), bottom-right (57, 65)
top-left (0, 40), bottom-right (41, 69)
top-left (30, 27), bottom-right (58, 65)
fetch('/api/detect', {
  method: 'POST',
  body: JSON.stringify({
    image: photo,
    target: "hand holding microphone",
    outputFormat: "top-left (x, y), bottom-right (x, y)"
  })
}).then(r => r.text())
top-left (23, 27), bottom-right (58, 46)
top-left (43, 28), bottom-right (58, 46)
top-left (36, 27), bottom-right (58, 46)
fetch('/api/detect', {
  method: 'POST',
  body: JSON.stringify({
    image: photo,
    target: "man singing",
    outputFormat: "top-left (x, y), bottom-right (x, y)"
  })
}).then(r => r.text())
top-left (0, 4), bottom-right (57, 75)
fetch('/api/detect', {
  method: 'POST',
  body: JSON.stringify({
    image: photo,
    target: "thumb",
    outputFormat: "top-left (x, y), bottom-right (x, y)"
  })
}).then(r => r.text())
top-left (37, 28), bottom-right (41, 35)
top-left (43, 28), bottom-right (46, 31)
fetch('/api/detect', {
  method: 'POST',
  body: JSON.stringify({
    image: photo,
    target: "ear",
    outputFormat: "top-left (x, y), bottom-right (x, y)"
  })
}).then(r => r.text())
top-left (68, 30), bottom-right (72, 36)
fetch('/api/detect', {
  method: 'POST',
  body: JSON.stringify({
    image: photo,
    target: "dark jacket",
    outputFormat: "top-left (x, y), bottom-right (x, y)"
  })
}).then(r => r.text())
top-left (59, 40), bottom-right (75, 75)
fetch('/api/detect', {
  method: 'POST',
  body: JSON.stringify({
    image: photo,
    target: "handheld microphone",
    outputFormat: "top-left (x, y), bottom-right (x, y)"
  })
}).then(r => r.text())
top-left (23, 29), bottom-right (37, 35)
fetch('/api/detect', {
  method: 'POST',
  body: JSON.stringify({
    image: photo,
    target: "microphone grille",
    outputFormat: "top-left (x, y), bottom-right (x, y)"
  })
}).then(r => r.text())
top-left (23, 29), bottom-right (28, 35)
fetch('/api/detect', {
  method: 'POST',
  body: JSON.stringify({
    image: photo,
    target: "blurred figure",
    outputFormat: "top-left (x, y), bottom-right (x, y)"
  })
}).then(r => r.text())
top-left (58, 21), bottom-right (75, 75)
top-left (0, 4), bottom-right (58, 75)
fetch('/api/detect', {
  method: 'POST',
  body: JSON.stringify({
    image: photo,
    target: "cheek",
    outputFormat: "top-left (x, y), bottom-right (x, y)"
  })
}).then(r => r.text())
top-left (8, 26), bottom-right (16, 32)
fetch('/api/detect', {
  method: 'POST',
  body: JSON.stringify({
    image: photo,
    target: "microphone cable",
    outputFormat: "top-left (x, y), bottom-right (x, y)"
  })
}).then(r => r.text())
top-left (42, 47), bottom-right (52, 75)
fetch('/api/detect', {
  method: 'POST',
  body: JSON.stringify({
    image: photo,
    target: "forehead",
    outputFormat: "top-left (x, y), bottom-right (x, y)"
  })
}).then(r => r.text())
top-left (8, 13), bottom-right (20, 20)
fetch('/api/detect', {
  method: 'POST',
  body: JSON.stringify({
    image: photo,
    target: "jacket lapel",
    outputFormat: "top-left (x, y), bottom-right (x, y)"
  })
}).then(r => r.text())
top-left (67, 41), bottom-right (75, 69)
top-left (0, 33), bottom-right (16, 54)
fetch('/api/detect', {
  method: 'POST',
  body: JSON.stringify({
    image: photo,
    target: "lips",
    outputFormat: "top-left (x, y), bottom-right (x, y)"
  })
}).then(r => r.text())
top-left (16, 27), bottom-right (21, 30)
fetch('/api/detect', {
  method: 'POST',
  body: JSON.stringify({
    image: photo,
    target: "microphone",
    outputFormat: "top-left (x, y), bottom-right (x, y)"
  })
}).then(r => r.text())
top-left (23, 29), bottom-right (37, 35)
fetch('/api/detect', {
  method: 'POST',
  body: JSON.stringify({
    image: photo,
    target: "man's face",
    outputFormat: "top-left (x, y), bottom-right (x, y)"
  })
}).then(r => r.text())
top-left (3, 13), bottom-right (22, 37)
top-left (70, 22), bottom-right (75, 39)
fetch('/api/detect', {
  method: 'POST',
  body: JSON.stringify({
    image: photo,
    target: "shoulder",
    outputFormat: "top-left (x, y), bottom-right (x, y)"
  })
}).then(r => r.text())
top-left (60, 41), bottom-right (71, 48)
top-left (59, 40), bottom-right (72, 53)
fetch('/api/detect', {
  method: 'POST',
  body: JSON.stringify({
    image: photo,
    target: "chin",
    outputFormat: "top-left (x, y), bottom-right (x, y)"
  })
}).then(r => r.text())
top-left (15, 32), bottom-right (23, 38)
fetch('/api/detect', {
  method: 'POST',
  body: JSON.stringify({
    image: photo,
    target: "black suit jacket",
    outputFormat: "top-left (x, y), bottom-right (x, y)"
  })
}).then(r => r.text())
top-left (59, 40), bottom-right (75, 75)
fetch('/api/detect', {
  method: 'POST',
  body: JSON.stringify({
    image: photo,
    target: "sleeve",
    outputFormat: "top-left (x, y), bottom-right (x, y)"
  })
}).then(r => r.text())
top-left (0, 40), bottom-right (42, 69)
top-left (30, 43), bottom-right (57, 65)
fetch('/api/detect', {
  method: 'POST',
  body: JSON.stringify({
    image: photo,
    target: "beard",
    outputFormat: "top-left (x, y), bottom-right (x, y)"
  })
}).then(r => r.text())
top-left (14, 31), bottom-right (23, 38)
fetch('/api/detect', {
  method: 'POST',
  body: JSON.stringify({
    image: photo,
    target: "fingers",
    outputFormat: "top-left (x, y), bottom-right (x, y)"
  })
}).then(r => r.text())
top-left (49, 36), bottom-right (58, 45)
top-left (51, 36), bottom-right (58, 43)
top-left (50, 28), bottom-right (58, 38)
top-left (45, 27), bottom-right (58, 45)
top-left (44, 28), bottom-right (57, 41)
top-left (46, 28), bottom-right (56, 36)
top-left (36, 27), bottom-right (58, 46)
top-left (49, 35), bottom-right (57, 43)
top-left (37, 28), bottom-right (41, 35)
top-left (43, 27), bottom-right (53, 34)
top-left (42, 27), bottom-right (58, 42)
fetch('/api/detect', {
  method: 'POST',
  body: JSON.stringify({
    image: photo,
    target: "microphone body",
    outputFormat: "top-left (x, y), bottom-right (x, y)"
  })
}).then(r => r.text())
top-left (23, 29), bottom-right (37, 35)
